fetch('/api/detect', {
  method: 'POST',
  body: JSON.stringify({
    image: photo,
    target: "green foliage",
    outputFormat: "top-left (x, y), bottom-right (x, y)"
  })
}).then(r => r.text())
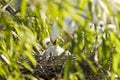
top-left (0, 0), bottom-right (120, 80)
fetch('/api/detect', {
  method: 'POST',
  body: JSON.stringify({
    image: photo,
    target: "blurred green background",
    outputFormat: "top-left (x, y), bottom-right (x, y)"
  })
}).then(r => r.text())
top-left (0, 0), bottom-right (120, 80)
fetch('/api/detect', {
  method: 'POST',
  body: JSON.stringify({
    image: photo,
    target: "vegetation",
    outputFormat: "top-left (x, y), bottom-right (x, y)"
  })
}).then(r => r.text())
top-left (0, 0), bottom-right (120, 80)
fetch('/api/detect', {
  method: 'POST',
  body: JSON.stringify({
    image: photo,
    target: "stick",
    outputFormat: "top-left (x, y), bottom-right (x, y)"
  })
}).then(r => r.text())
top-left (0, 0), bottom-right (20, 14)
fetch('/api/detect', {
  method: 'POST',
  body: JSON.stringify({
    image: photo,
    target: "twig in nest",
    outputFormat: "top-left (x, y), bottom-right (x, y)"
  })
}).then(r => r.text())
top-left (38, 63), bottom-right (49, 79)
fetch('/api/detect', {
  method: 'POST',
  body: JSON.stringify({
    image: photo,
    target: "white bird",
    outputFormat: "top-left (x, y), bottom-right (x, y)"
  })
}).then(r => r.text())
top-left (44, 45), bottom-right (65, 59)
top-left (43, 37), bottom-right (71, 59)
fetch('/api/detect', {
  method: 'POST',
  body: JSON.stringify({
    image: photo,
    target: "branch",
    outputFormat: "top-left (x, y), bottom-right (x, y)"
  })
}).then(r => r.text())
top-left (0, 0), bottom-right (20, 14)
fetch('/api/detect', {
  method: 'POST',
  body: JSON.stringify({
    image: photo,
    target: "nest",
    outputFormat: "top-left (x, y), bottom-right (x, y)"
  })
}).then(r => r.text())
top-left (20, 53), bottom-right (102, 80)
top-left (21, 53), bottom-right (68, 80)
